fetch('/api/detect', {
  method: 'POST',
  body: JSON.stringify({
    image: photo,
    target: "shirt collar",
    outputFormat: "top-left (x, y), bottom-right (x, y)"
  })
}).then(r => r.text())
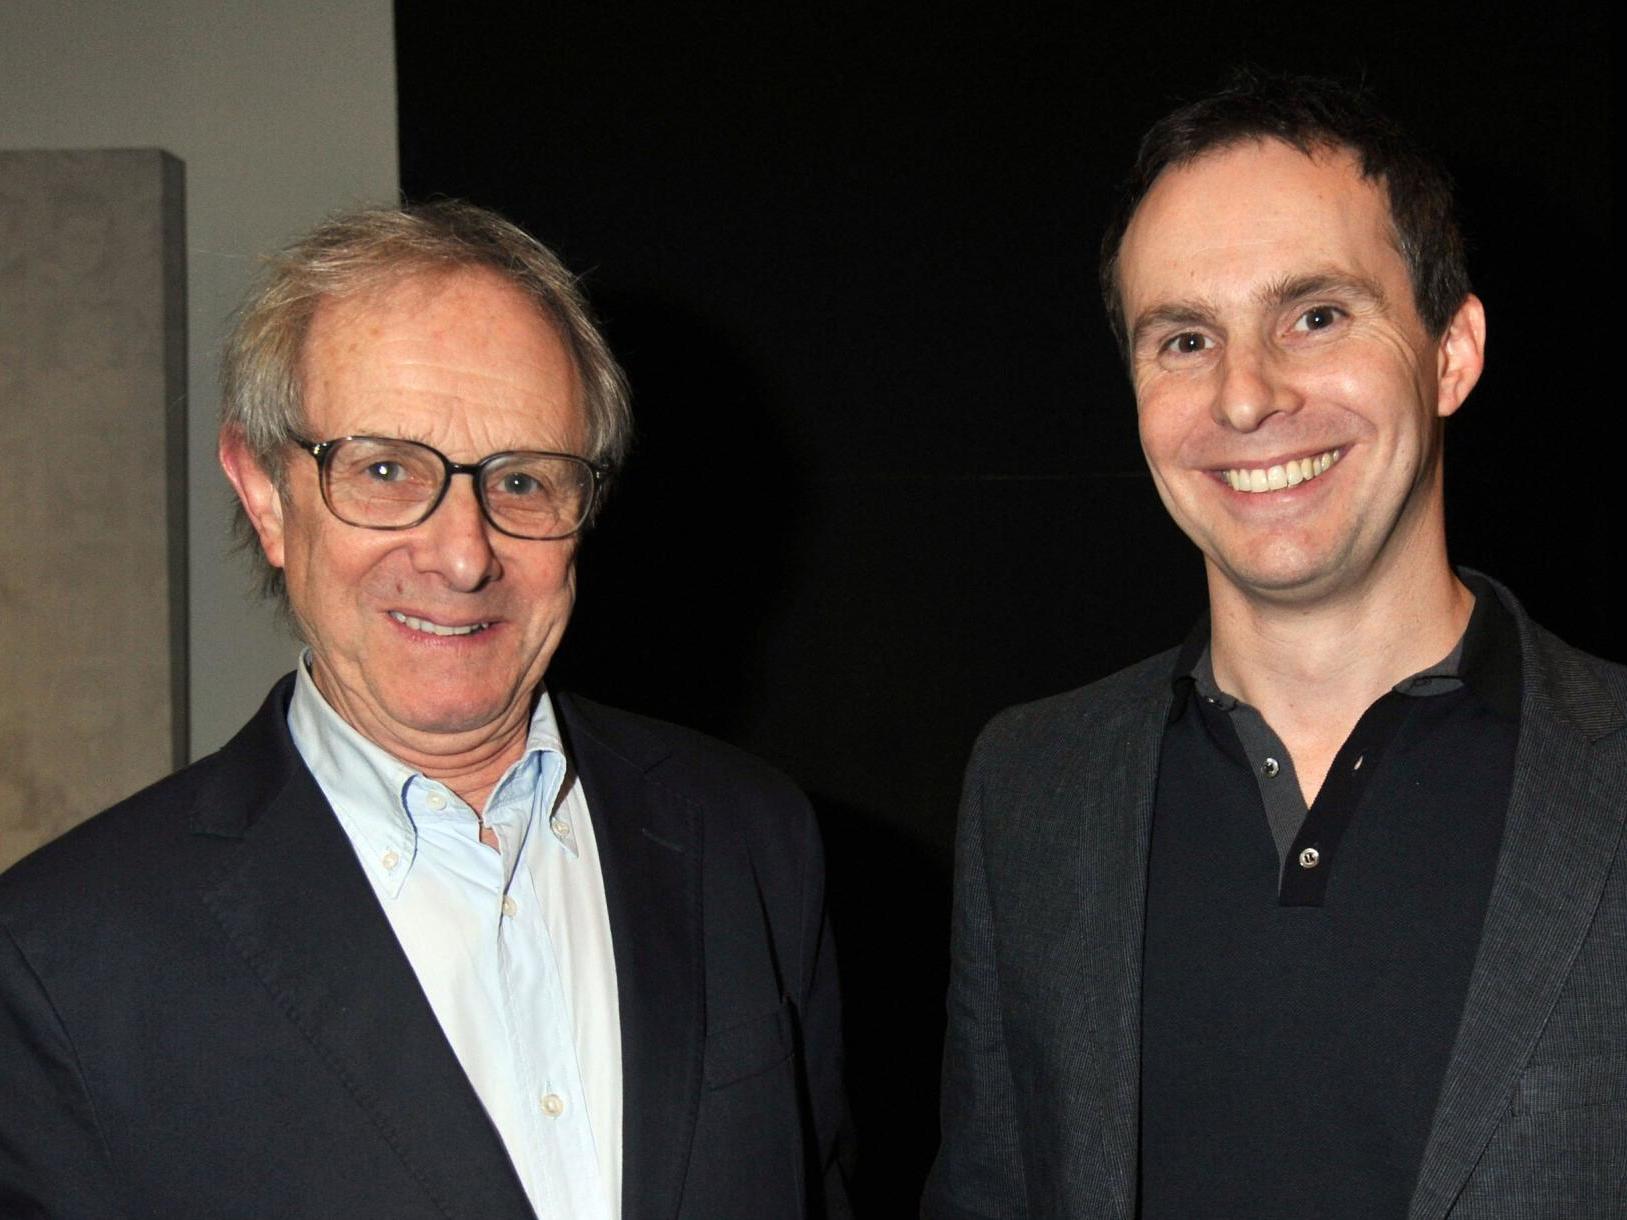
top-left (1169, 569), bottom-right (1522, 721)
top-left (286, 656), bottom-right (578, 897)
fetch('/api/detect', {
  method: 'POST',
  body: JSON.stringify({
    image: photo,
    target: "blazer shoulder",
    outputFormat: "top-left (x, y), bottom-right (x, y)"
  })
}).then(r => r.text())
top-left (1490, 577), bottom-right (1627, 741)
top-left (0, 678), bottom-right (299, 914)
top-left (1529, 626), bottom-right (1626, 702)
top-left (555, 692), bottom-right (812, 815)
top-left (973, 647), bottom-right (1180, 766)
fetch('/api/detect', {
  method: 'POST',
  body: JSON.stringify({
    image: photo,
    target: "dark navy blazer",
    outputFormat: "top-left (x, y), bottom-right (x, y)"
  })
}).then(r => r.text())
top-left (0, 679), bottom-right (853, 1219)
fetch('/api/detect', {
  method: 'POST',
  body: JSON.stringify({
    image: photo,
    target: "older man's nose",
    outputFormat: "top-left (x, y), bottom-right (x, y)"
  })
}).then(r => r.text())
top-left (412, 476), bottom-right (501, 591)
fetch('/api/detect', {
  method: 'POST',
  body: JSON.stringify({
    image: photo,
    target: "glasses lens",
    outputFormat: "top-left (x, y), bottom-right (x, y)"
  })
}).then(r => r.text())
top-left (481, 453), bottom-right (594, 539)
top-left (322, 438), bottom-right (444, 527)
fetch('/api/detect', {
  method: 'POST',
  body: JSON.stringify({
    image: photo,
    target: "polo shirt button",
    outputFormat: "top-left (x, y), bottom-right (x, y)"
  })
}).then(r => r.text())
top-left (501, 895), bottom-right (518, 917)
top-left (540, 1092), bottom-right (566, 1117)
top-left (1262, 757), bottom-right (1280, 778)
top-left (1298, 847), bottom-right (1321, 869)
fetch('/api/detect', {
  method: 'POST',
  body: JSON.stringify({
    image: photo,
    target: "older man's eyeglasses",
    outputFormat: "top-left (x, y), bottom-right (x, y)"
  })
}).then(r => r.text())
top-left (290, 435), bottom-right (606, 541)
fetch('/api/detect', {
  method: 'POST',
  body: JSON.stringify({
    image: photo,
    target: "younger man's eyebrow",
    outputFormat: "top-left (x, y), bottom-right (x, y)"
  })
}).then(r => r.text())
top-left (1256, 271), bottom-right (1388, 310)
top-left (1128, 271), bottom-right (1390, 354)
top-left (1129, 300), bottom-right (1218, 351)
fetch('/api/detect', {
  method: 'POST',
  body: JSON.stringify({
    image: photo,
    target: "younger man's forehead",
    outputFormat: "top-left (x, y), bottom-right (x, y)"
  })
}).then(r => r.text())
top-left (1115, 140), bottom-right (1401, 315)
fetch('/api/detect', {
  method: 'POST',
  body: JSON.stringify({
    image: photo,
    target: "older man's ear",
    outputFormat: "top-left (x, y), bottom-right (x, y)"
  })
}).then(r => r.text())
top-left (219, 427), bottom-right (287, 570)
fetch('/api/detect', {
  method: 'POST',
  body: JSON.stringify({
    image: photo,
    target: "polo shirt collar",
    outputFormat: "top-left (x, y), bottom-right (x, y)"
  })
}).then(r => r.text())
top-left (1168, 568), bottom-right (1522, 722)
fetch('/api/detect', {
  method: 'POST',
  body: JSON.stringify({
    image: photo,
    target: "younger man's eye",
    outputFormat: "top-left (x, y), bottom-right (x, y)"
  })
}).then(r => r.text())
top-left (1296, 305), bottom-right (1343, 332)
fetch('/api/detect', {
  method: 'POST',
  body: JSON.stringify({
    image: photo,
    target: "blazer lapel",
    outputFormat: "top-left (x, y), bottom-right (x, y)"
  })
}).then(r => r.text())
top-left (1073, 684), bottom-right (1169, 1219)
top-left (1408, 618), bottom-right (1627, 1220)
top-left (559, 697), bottom-right (705, 1220)
top-left (194, 686), bottom-right (531, 1220)
top-left (1014, 664), bottom-right (1170, 1219)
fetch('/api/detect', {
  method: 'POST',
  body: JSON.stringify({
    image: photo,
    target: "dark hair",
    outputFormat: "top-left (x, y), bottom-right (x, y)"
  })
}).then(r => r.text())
top-left (1099, 68), bottom-right (1470, 360)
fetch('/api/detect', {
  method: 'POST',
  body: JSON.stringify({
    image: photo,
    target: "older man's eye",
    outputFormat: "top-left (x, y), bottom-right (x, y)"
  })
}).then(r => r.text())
top-left (498, 472), bottom-right (544, 496)
top-left (365, 461), bottom-right (408, 482)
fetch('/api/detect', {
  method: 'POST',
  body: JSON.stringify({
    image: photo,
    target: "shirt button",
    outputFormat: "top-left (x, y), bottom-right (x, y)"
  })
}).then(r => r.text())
top-left (550, 816), bottom-right (572, 839)
top-left (1262, 757), bottom-right (1280, 778)
top-left (381, 850), bottom-right (400, 870)
top-left (539, 1092), bottom-right (566, 1117)
top-left (1298, 847), bottom-right (1321, 869)
top-left (501, 895), bottom-right (518, 917)
top-left (426, 792), bottom-right (447, 810)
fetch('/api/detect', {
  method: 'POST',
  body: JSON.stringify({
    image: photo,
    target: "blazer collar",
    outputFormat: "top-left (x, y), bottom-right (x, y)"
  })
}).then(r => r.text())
top-left (1407, 580), bottom-right (1627, 1219)
top-left (555, 693), bottom-right (705, 1220)
top-left (193, 676), bottom-right (532, 1219)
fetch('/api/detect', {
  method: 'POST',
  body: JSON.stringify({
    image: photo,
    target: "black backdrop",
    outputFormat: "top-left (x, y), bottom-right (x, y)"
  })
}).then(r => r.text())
top-left (395, 3), bottom-right (1612, 1209)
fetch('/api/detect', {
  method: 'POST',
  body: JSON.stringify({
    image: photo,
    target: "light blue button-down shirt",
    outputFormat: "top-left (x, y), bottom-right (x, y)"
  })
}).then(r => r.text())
top-left (287, 659), bottom-right (621, 1219)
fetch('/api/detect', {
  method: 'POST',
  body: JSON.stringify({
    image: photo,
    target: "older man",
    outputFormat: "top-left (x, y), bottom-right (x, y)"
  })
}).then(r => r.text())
top-left (0, 204), bottom-right (851, 1219)
top-left (924, 74), bottom-right (1626, 1218)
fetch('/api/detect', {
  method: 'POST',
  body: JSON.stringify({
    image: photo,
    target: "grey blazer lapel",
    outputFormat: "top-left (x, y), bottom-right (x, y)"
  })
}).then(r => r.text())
top-left (1074, 681), bottom-right (1169, 1218)
top-left (998, 662), bottom-right (1169, 1218)
top-left (559, 696), bottom-right (705, 1220)
top-left (1408, 613), bottom-right (1627, 1220)
top-left (194, 693), bottom-right (531, 1219)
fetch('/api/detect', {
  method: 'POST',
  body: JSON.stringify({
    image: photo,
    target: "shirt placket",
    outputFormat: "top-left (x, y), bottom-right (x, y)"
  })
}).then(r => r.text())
top-left (488, 776), bottom-right (608, 1220)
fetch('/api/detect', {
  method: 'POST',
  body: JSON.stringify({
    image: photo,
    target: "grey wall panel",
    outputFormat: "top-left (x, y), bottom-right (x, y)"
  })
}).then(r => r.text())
top-left (0, 0), bottom-right (399, 763)
top-left (0, 149), bottom-right (186, 870)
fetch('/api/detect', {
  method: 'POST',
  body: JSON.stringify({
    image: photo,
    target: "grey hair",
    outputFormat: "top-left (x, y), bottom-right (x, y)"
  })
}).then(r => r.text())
top-left (220, 201), bottom-right (632, 602)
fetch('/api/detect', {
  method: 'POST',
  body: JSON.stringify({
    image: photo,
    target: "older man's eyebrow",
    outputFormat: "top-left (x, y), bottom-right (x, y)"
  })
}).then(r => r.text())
top-left (1256, 271), bottom-right (1388, 310)
top-left (1129, 300), bottom-right (1219, 351)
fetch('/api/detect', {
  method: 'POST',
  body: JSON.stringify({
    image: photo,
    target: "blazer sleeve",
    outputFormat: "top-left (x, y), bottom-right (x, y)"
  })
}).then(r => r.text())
top-left (921, 735), bottom-right (1029, 1219)
top-left (0, 925), bottom-right (127, 1219)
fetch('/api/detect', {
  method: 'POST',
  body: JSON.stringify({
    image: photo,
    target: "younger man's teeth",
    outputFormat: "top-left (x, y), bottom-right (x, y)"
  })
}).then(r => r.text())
top-left (390, 611), bottom-right (489, 637)
top-left (1224, 448), bottom-right (1341, 493)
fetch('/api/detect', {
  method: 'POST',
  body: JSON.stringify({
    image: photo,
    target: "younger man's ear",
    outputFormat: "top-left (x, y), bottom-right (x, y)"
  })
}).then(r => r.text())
top-left (1435, 293), bottom-right (1486, 419)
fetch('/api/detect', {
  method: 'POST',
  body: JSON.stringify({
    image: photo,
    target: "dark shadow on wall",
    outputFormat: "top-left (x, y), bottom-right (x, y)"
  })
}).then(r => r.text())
top-left (546, 297), bottom-right (804, 739)
top-left (815, 794), bottom-right (951, 1216)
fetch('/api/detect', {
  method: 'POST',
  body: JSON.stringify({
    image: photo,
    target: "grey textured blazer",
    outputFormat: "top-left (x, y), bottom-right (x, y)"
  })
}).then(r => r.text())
top-left (923, 579), bottom-right (1626, 1219)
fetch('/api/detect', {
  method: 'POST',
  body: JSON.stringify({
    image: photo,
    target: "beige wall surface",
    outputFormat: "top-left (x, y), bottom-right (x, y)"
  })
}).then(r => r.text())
top-left (0, 1), bottom-right (398, 780)
top-left (0, 150), bottom-right (188, 869)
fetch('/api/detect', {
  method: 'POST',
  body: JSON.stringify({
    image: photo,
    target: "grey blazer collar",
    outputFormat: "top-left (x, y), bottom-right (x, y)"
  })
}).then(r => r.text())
top-left (1074, 577), bottom-right (1626, 1220)
top-left (1407, 585), bottom-right (1626, 1219)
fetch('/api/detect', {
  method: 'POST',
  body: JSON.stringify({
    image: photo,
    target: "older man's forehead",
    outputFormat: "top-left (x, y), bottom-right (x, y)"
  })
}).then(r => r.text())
top-left (297, 266), bottom-right (585, 446)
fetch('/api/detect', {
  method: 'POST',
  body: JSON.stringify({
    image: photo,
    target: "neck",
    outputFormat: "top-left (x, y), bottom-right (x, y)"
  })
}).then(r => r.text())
top-left (1207, 550), bottom-right (1472, 749)
top-left (310, 669), bottom-right (534, 814)
top-left (390, 733), bottom-right (526, 814)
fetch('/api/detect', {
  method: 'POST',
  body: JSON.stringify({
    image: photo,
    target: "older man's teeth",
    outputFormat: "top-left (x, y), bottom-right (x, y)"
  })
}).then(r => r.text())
top-left (390, 611), bottom-right (490, 637)
top-left (1224, 448), bottom-right (1341, 493)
